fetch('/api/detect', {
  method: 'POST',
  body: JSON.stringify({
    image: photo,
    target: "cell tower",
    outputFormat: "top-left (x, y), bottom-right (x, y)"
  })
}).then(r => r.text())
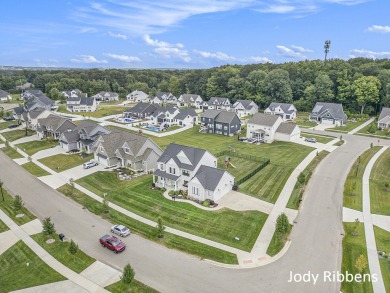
top-left (324, 40), bottom-right (331, 62)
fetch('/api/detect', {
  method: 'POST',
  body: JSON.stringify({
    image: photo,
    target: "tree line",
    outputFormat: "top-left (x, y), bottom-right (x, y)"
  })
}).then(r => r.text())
top-left (1, 57), bottom-right (390, 114)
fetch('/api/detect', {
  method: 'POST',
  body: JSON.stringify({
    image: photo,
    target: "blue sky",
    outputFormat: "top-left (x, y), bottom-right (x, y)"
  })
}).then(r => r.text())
top-left (0, 0), bottom-right (389, 68)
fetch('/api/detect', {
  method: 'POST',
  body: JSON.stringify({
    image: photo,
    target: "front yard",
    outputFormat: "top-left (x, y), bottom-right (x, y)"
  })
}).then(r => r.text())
top-left (57, 105), bottom-right (128, 118)
top-left (294, 112), bottom-right (317, 128)
top-left (327, 120), bottom-right (367, 133)
top-left (300, 133), bottom-right (335, 144)
top-left (0, 120), bottom-right (18, 130)
top-left (1, 129), bottom-right (35, 142)
top-left (21, 162), bottom-right (51, 177)
top-left (16, 139), bottom-right (58, 156)
top-left (76, 173), bottom-right (267, 251)
top-left (369, 148), bottom-right (390, 215)
top-left (357, 122), bottom-right (390, 138)
top-left (374, 226), bottom-right (390, 292)
top-left (39, 153), bottom-right (93, 172)
top-left (1, 146), bottom-right (23, 159)
top-left (0, 188), bottom-right (36, 225)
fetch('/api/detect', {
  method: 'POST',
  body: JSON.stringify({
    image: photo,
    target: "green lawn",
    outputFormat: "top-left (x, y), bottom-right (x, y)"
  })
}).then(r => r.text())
top-left (1, 146), bottom-right (23, 159)
top-left (343, 147), bottom-right (381, 211)
top-left (266, 224), bottom-right (292, 256)
top-left (0, 120), bottom-right (18, 130)
top-left (333, 140), bottom-right (345, 146)
top-left (301, 133), bottom-right (334, 144)
top-left (32, 233), bottom-right (95, 273)
top-left (0, 219), bottom-right (9, 232)
top-left (21, 162), bottom-right (51, 177)
top-left (58, 184), bottom-right (238, 264)
top-left (341, 223), bottom-right (373, 293)
top-left (0, 241), bottom-right (65, 293)
top-left (16, 139), bottom-right (58, 156)
top-left (58, 105), bottom-right (127, 118)
top-left (76, 173), bottom-right (266, 251)
top-left (370, 148), bottom-right (390, 215)
top-left (357, 122), bottom-right (390, 138)
top-left (374, 226), bottom-right (390, 292)
top-left (0, 188), bottom-right (36, 225)
top-left (39, 153), bottom-right (93, 172)
top-left (1, 129), bottom-right (35, 142)
top-left (287, 151), bottom-right (329, 209)
top-left (295, 112), bottom-right (317, 128)
top-left (217, 155), bottom-right (260, 180)
top-left (106, 280), bottom-right (159, 293)
top-left (327, 120), bottom-right (367, 133)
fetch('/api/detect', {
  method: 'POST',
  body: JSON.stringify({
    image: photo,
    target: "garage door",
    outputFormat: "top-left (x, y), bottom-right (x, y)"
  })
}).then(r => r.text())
top-left (95, 154), bottom-right (108, 166)
top-left (321, 118), bottom-right (334, 124)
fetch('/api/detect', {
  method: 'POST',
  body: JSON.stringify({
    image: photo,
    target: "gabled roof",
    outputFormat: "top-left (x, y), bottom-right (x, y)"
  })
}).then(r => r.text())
top-left (192, 165), bottom-right (232, 191)
top-left (151, 106), bottom-right (177, 117)
top-left (93, 91), bottom-right (118, 97)
top-left (80, 97), bottom-right (95, 106)
top-left (0, 89), bottom-right (11, 98)
top-left (233, 100), bottom-right (255, 110)
top-left (124, 102), bottom-right (157, 114)
top-left (208, 97), bottom-right (230, 105)
top-left (310, 102), bottom-right (347, 120)
top-left (248, 113), bottom-right (281, 127)
top-left (127, 90), bottom-right (148, 98)
top-left (174, 108), bottom-right (197, 120)
top-left (156, 92), bottom-right (172, 99)
top-left (267, 102), bottom-right (295, 114)
top-left (379, 107), bottom-right (390, 122)
top-left (37, 114), bottom-right (75, 132)
top-left (200, 109), bottom-right (221, 119)
top-left (214, 111), bottom-right (239, 124)
top-left (25, 94), bottom-right (54, 109)
top-left (180, 94), bottom-right (201, 104)
top-left (157, 143), bottom-right (209, 171)
top-left (13, 106), bottom-right (25, 115)
top-left (276, 123), bottom-right (299, 134)
top-left (28, 107), bottom-right (46, 119)
top-left (61, 130), bottom-right (80, 143)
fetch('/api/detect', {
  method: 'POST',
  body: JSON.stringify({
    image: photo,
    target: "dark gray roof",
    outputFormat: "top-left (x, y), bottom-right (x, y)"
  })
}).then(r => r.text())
top-left (13, 106), bottom-right (25, 115)
top-left (67, 97), bottom-right (80, 102)
top-left (208, 97), bottom-right (230, 105)
top-left (25, 94), bottom-right (54, 110)
top-left (276, 123), bottom-right (299, 134)
top-left (153, 169), bottom-right (180, 181)
top-left (268, 102), bottom-right (295, 114)
top-left (151, 106), bottom-right (177, 117)
top-left (157, 143), bottom-right (207, 171)
top-left (156, 92), bottom-right (172, 99)
top-left (28, 107), bottom-right (46, 119)
top-left (127, 90), bottom-right (148, 98)
top-left (379, 107), bottom-right (390, 122)
top-left (234, 100), bottom-right (255, 109)
top-left (38, 114), bottom-right (75, 132)
top-left (174, 108), bottom-right (197, 120)
top-left (200, 109), bottom-right (221, 119)
top-left (124, 102), bottom-right (157, 114)
top-left (180, 94), bottom-right (201, 104)
top-left (215, 111), bottom-right (239, 124)
top-left (80, 97), bottom-right (95, 106)
top-left (248, 113), bottom-right (281, 127)
top-left (0, 89), bottom-right (11, 98)
top-left (310, 102), bottom-right (347, 120)
top-left (62, 130), bottom-right (80, 143)
top-left (192, 165), bottom-right (231, 191)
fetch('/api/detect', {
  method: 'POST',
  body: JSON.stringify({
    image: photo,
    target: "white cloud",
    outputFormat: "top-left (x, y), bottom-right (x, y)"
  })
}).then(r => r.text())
top-left (194, 50), bottom-right (272, 63)
top-left (291, 45), bottom-right (313, 53)
top-left (244, 56), bottom-right (272, 63)
top-left (143, 34), bottom-right (191, 62)
top-left (104, 53), bottom-right (140, 62)
top-left (70, 55), bottom-right (107, 64)
top-left (276, 45), bottom-right (309, 59)
top-left (350, 49), bottom-right (390, 59)
top-left (256, 5), bottom-right (297, 14)
top-left (367, 25), bottom-right (390, 33)
top-left (79, 27), bottom-right (98, 33)
top-left (108, 31), bottom-right (128, 40)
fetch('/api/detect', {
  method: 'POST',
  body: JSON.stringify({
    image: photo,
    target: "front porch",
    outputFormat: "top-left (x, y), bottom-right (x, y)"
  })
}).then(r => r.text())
top-left (153, 170), bottom-right (188, 191)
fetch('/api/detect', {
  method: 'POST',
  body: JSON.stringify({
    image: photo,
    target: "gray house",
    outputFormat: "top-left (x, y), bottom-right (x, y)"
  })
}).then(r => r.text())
top-left (0, 89), bottom-right (12, 101)
top-left (123, 102), bottom-right (158, 119)
top-left (200, 110), bottom-right (241, 136)
top-left (36, 114), bottom-right (76, 139)
top-left (25, 94), bottom-right (55, 111)
top-left (378, 107), bottom-right (390, 129)
top-left (21, 89), bottom-right (44, 100)
top-left (309, 102), bottom-right (347, 125)
top-left (93, 130), bottom-right (163, 170)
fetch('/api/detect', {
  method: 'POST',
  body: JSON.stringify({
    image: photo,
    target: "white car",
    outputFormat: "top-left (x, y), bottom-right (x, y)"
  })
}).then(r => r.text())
top-left (83, 160), bottom-right (98, 169)
top-left (111, 225), bottom-right (131, 237)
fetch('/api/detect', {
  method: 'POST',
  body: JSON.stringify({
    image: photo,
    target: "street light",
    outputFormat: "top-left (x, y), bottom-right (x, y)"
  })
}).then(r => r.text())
top-left (324, 40), bottom-right (331, 62)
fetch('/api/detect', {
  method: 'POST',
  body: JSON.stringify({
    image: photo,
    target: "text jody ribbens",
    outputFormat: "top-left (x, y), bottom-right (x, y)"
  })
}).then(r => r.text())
top-left (288, 271), bottom-right (378, 285)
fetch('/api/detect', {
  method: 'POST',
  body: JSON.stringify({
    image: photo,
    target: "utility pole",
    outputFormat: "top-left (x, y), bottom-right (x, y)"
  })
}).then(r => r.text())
top-left (324, 40), bottom-right (331, 62)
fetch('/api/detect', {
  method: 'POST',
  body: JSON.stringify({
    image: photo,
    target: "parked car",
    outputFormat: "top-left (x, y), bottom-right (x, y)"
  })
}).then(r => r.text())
top-left (305, 137), bottom-right (317, 143)
top-left (83, 160), bottom-right (98, 169)
top-left (99, 234), bottom-right (126, 253)
top-left (3, 116), bottom-right (15, 121)
top-left (8, 124), bottom-right (19, 129)
top-left (111, 224), bottom-right (131, 237)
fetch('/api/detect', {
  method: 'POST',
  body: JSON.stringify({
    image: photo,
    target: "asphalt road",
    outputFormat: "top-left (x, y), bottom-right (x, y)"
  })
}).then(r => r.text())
top-left (0, 133), bottom-right (388, 293)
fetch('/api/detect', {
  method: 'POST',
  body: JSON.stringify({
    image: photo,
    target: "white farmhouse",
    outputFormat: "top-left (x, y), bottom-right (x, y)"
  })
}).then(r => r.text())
top-left (264, 102), bottom-right (297, 121)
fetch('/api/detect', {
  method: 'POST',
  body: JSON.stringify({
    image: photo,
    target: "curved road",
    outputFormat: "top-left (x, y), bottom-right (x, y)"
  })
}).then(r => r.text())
top-left (0, 133), bottom-right (388, 293)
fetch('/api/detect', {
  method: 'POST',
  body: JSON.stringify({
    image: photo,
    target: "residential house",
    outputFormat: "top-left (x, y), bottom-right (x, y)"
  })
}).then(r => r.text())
top-left (153, 143), bottom-right (234, 201)
top-left (150, 92), bottom-right (175, 105)
top-left (177, 94), bottom-right (203, 108)
top-left (21, 89), bottom-right (43, 100)
top-left (25, 94), bottom-right (55, 111)
top-left (264, 102), bottom-right (297, 121)
top-left (203, 97), bottom-right (231, 110)
top-left (93, 130), bottom-right (163, 169)
top-left (123, 102), bottom-right (158, 119)
top-left (126, 90), bottom-right (149, 103)
top-left (200, 110), bottom-right (241, 136)
top-left (24, 108), bottom-right (52, 130)
top-left (232, 100), bottom-right (258, 117)
top-left (150, 106), bottom-right (180, 126)
top-left (66, 97), bottom-right (97, 112)
top-left (378, 107), bottom-right (390, 129)
top-left (36, 114), bottom-right (76, 139)
top-left (12, 106), bottom-right (25, 120)
top-left (0, 89), bottom-right (12, 101)
top-left (247, 113), bottom-right (300, 143)
top-left (309, 102), bottom-right (347, 125)
top-left (174, 108), bottom-right (198, 126)
top-left (92, 91), bottom-right (119, 102)
top-left (59, 120), bottom-right (110, 153)
top-left (60, 89), bottom-right (85, 99)
top-left (16, 82), bottom-right (33, 91)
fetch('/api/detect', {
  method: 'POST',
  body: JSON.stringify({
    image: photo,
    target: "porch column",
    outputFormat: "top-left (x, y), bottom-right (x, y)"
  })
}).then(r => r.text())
top-left (174, 181), bottom-right (177, 191)
top-left (152, 175), bottom-right (155, 184)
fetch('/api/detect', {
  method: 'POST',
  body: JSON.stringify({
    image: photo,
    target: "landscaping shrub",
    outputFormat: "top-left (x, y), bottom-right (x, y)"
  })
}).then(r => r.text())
top-left (160, 187), bottom-right (166, 193)
top-left (202, 200), bottom-right (210, 207)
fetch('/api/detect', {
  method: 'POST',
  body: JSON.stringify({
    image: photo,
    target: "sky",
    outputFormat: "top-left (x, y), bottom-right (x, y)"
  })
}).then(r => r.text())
top-left (0, 0), bottom-right (389, 69)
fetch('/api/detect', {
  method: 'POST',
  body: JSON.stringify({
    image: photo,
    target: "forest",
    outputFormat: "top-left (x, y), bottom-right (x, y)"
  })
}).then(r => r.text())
top-left (1, 57), bottom-right (390, 115)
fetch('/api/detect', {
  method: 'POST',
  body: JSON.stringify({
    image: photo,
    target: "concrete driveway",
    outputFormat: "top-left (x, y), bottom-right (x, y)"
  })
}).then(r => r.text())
top-left (32, 145), bottom-right (67, 160)
top-left (217, 190), bottom-right (274, 214)
top-left (59, 163), bottom-right (107, 181)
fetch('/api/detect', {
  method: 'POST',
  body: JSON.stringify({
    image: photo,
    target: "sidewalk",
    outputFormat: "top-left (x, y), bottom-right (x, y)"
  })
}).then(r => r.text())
top-left (362, 146), bottom-right (387, 293)
top-left (348, 117), bottom-right (375, 135)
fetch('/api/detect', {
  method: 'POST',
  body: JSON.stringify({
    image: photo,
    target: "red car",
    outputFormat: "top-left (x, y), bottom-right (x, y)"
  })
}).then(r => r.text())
top-left (99, 234), bottom-right (126, 253)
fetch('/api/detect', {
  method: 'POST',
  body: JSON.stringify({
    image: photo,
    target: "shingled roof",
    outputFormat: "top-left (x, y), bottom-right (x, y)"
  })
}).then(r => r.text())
top-left (192, 165), bottom-right (232, 191)
top-left (248, 113), bottom-right (281, 127)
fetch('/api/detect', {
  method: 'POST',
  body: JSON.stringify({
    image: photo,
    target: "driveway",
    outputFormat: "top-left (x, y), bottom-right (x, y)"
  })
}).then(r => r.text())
top-left (31, 145), bottom-right (67, 160)
top-left (59, 164), bottom-right (107, 181)
top-left (217, 190), bottom-right (274, 214)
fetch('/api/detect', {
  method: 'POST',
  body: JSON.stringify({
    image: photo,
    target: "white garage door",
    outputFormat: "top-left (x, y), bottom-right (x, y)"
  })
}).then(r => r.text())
top-left (321, 118), bottom-right (334, 125)
top-left (95, 154), bottom-right (108, 166)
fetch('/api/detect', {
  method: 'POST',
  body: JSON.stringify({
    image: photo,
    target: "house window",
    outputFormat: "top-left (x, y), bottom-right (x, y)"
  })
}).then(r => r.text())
top-left (159, 164), bottom-right (164, 170)
top-left (169, 167), bottom-right (176, 174)
top-left (99, 146), bottom-right (104, 153)
top-left (124, 147), bottom-right (130, 154)
top-left (216, 124), bottom-right (222, 129)
top-left (224, 126), bottom-right (228, 130)
top-left (192, 187), bottom-right (199, 195)
top-left (182, 169), bottom-right (190, 176)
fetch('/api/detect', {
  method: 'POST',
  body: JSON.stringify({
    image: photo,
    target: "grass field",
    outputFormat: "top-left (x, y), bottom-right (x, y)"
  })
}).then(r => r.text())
top-left (374, 226), bottom-right (390, 292)
top-left (58, 184), bottom-right (238, 264)
top-left (106, 280), bottom-right (159, 293)
top-left (343, 147), bottom-right (381, 211)
top-left (370, 148), bottom-right (390, 216)
top-left (327, 121), bottom-right (367, 133)
top-left (341, 223), bottom-right (373, 293)
top-left (21, 162), bottom-right (51, 177)
top-left (0, 219), bottom-right (9, 232)
top-left (0, 188), bottom-right (36, 225)
top-left (334, 140), bottom-right (345, 146)
top-left (217, 155), bottom-right (260, 180)
top-left (16, 139), bottom-right (58, 156)
top-left (301, 133), bottom-right (334, 144)
top-left (266, 224), bottom-right (292, 256)
top-left (287, 151), bottom-right (329, 209)
top-left (357, 122), bottom-right (390, 138)
top-left (295, 112), bottom-right (317, 128)
top-left (76, 173), bottom-right (266, 251)
top-left (58, 105), bottom-right (127, 118)
top-left (0, 241), bottom-right (65, 293)
top-left (0, 120), bottom-right (17, 130)
top-left (1, 146), bottom-right (23, 159)
top-left (32, 233), bottom-right (95, 273)
top-left (39, 153), bottom-right (93, 172)
top-left (1, 129), bottom-right (35, 142)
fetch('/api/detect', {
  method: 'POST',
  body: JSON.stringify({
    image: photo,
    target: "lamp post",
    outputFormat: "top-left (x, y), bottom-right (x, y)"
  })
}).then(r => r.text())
top-left (324, 40), bottom-right (331, 62)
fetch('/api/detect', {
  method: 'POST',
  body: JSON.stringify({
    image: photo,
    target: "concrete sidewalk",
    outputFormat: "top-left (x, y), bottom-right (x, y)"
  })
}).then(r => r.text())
top-left (362, 146), bottom-right (387, 293)
top-left (348, 117), bottom-right (375, 134)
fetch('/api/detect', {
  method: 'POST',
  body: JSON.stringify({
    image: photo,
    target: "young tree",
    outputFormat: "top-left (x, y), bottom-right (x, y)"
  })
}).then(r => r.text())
top-left (69, 178), bottom-right (75, 196)
top-left (156, 217), bottom-right (165, 238)
top-left (355, 254), bottom-right (368, 273)
top-left (68, 239), bottom-right (79, 262)
top-left (276, 213), bottom-right (289, 237)
top-left (42, 217), bottom-right (56, 236)
top-left (12, 195), bottom-right (24, 212)
top-left (353, 218), bottom-right (360, 236)
top-left (121, 263), bottom-right (135, 286)
top-left (353, 76), bottom-right (381, 114)
top-left (0, 180), bottom-right (4, 202)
